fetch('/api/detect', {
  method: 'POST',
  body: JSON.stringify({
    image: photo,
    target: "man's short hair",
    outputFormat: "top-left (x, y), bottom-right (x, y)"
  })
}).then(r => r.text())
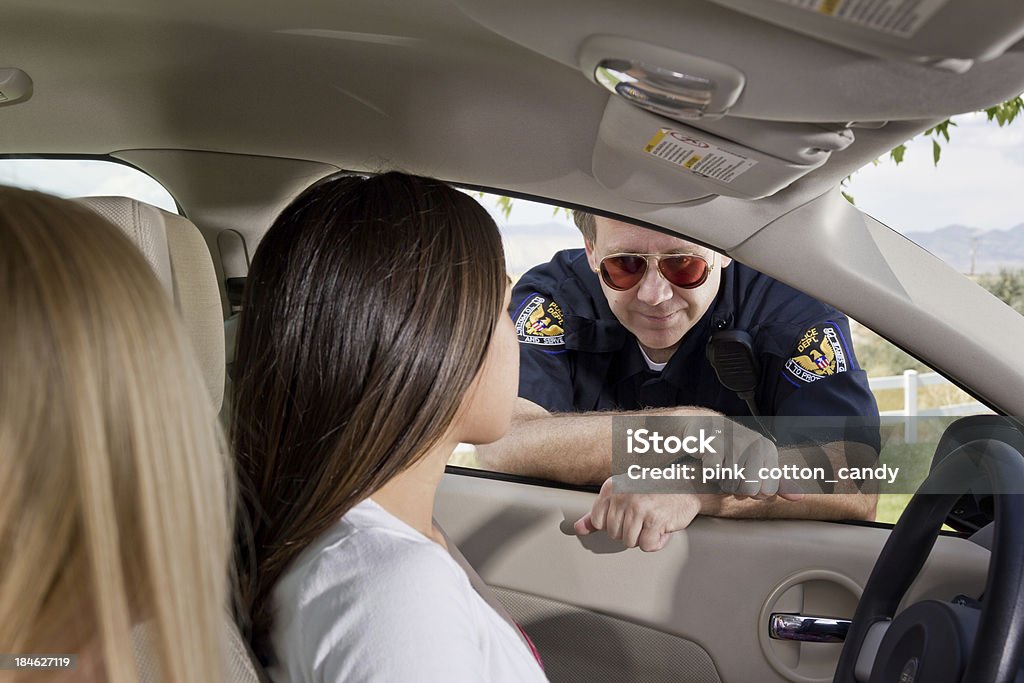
top-left (572, 210), bottom-right (597, 244)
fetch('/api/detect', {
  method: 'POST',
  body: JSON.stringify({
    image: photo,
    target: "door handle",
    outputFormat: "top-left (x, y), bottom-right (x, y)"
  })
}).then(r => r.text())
top-left (769, 613), bottom-right (850, 643)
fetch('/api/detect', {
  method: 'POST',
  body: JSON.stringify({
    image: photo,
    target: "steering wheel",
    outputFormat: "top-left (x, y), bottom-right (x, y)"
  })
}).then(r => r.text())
top-left (834, 439), bottom-right (1024, 683)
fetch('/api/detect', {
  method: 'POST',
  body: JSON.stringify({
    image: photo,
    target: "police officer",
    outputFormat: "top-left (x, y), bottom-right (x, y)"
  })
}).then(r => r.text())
top-left (477, 212), bottom-right (880, 547)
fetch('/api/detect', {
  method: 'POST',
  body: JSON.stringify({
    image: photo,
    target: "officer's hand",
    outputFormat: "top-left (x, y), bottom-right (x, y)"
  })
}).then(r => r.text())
top-left (574, 477), bottom-right (706, 552)
top-left (682, 417), bottom-right (803, 500)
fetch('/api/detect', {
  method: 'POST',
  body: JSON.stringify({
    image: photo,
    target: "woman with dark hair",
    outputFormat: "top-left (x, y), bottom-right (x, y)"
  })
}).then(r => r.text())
top-left (232, 172), bottom-right (546, 681)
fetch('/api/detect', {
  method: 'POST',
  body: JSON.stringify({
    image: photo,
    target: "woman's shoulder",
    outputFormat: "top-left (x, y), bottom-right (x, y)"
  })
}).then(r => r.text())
top-left (268, 501), bottom-right (490, 680)
top-left (276, 499), bottom-right (472, 615)
top-left (268, 499), bottom-right (549, 683)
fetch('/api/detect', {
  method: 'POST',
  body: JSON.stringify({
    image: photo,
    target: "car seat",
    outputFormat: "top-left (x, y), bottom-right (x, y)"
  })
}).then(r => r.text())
top-left (75, 196), bottom-right (266, 683)
top-left (75, 197), bottom-right (225, 412)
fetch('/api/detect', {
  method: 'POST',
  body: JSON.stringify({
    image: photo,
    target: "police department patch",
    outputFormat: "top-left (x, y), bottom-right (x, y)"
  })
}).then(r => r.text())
top-left (784, 322), bottom-right (849, 384)
top-left (514, 294), bottom-right (566, 347)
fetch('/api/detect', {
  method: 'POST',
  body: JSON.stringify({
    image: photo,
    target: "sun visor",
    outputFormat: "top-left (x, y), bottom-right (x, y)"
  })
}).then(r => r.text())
top-left (708, 0), bottom-right (1024, 73)
top-left (592, 97), bottom-right (854, 203)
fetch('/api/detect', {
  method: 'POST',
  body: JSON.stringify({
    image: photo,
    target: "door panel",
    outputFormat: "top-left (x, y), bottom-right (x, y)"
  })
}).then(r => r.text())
top-left (435, 472), bottom-right (990, 683)
top-left (492, 587), bottom-right (722, 682)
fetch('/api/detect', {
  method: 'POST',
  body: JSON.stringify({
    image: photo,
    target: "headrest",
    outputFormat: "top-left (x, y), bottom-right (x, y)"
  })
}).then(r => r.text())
top-left (79, 197), bottom-right (175, 294)
top-left (75, 196), bottom-right (226, 412)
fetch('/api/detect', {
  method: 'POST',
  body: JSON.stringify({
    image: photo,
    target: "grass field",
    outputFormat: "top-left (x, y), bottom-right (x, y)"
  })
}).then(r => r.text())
top-left (873, 384), bottom-right (978, 413)
top-left (873, 441), bottom-right (934, 524)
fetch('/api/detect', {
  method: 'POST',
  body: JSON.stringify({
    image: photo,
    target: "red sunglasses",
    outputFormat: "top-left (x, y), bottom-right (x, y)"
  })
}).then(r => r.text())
top-left (598, 252), bottom-right (715, 291)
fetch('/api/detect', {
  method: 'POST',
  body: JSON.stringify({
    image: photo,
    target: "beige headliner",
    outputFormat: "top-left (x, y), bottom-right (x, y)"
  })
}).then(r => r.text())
top-left (3, 0), bottom-right (1024, 413)
top-left (5, 0), bottom-right (1023, 195)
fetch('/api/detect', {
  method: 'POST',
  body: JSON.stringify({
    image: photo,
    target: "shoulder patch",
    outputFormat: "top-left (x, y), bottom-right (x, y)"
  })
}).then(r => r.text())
top-left (514, 294), bottom-right (566, 347)
top-left (783, 322), bottom-right (849, 384)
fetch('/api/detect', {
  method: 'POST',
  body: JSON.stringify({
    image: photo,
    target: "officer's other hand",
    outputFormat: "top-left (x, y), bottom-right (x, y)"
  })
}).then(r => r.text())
top-left (684, 417), bottom-right (803, 501)
top-left (573, 477), bottom-right (704, 552)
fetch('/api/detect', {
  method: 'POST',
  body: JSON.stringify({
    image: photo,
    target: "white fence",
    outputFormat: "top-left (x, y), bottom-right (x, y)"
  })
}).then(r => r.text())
top-left (869, 369), bottom-right (988, 442)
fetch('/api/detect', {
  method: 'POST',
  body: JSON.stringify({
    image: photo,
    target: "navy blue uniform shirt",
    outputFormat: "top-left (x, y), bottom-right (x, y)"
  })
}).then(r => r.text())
top-left (511, 249), bottom-right (880, 449)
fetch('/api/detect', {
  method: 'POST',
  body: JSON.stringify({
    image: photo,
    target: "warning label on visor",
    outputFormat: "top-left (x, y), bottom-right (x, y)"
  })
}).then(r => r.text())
top-left (643, 128), bottom-right (757, 184)
top-left (770, 0), bottom-right (949, 38)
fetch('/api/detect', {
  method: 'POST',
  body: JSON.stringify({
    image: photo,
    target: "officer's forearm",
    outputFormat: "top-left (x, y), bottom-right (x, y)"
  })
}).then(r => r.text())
top-left (475, 412), bottom-right (613, 485)
top-left (703, 441), bottom-right (879, 521)
top-left (702, 491), bottom-right (877, 521)
top-left (475, 399), bottom-right (718, 486)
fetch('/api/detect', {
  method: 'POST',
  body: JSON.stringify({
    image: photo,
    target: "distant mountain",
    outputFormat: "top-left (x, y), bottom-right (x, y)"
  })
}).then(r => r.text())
top-left (903, 224), bottom-right (1024, 274)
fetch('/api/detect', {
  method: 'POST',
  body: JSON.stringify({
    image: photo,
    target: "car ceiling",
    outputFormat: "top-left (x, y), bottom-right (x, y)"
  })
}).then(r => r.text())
top-left (4, 0), bottom-right (1024, 417)
top-left (3, 0), bottom-right (1024, 230)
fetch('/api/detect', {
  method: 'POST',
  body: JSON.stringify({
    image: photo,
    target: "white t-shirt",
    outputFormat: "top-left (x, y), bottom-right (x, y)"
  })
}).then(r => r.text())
top-left (267, 498), bottom-right (548, 683)
top-left (639, 343), bottom-right (668, 372)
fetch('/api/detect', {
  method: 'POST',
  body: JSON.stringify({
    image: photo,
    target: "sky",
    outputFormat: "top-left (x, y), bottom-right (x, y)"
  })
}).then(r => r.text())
top-left (0, 159), bottom-right (179, 213)
top-left (1, 109), bottom-right (1021, 235)
top-left (845, 111), bottom-right (1024, 233)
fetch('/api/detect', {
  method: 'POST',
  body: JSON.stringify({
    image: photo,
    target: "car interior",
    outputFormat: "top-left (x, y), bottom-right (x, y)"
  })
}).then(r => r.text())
top-left (4, 1), bottom-right (1024, 681)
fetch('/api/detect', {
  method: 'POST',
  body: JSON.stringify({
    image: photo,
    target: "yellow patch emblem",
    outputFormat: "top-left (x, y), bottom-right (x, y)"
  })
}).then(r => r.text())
top-left (514, 295), bottom-right (566, 347)
top-left (784, 323), bottom-right (849, 384)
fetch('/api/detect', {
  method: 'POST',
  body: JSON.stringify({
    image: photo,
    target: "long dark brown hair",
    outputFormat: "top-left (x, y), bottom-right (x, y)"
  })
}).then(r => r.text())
top-left (231, 171), bottom-right (506, 658)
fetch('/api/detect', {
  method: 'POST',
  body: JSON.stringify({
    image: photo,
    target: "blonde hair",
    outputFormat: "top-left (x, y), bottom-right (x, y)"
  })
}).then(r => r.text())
top-left (0, 187), bottom-right (232, 682)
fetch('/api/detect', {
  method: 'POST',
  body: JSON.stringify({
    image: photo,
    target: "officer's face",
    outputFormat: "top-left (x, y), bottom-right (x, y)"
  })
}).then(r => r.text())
top-left (585, 218), bottom-right (731, 363)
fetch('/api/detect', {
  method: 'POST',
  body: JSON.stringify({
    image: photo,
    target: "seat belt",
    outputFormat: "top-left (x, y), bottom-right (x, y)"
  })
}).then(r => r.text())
top-left (434, 522), bottom-right (544, 668)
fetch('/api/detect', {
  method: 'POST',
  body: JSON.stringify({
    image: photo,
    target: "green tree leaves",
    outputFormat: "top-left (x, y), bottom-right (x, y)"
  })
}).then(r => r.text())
top-left (886, 95), bottom-right (1021, 169)
top-left (494, 195), bottom-right (514, 220)
top-left (843, 94), bottom-right (1023, 203)
top-left (889, 144), bottom-right (906, 165)
top-left (922, 118), bottom-right (956, 166)
top-left (985, 95), bottom-right (1024, 127)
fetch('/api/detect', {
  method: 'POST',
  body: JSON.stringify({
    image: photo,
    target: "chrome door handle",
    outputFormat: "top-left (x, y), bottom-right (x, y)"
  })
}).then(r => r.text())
top-left (769, 613), bottom-right (851, 643)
